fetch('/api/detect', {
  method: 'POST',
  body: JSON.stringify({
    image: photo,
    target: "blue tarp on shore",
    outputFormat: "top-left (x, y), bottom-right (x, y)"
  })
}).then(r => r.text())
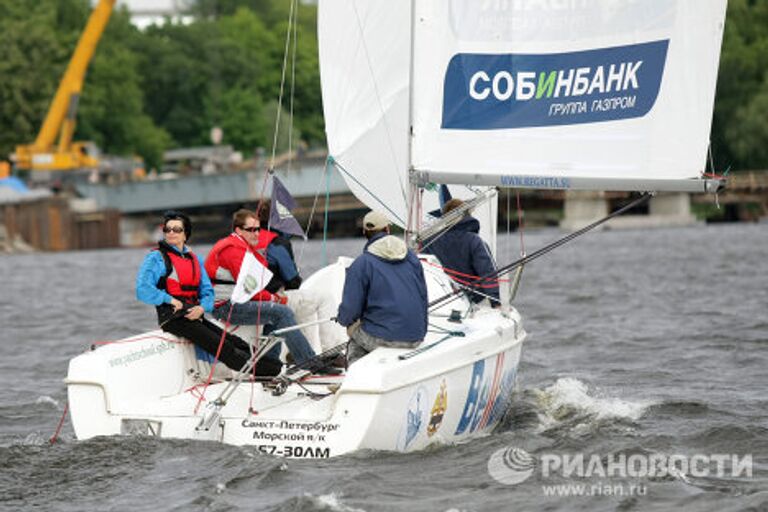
top-left (0, 177), bottom-right (30, 193)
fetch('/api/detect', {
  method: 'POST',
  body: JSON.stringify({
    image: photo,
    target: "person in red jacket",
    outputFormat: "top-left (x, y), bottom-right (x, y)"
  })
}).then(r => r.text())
top-left (204, 209), bottom-right (316, 365)
top-left (136, 210), bottom-right (281, 376)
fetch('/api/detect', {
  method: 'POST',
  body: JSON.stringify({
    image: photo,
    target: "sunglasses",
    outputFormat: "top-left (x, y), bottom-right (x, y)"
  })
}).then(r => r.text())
top-left (163, 226), bottom-right (185, 234)
top-left (240, 226), bottom-right (260, 233)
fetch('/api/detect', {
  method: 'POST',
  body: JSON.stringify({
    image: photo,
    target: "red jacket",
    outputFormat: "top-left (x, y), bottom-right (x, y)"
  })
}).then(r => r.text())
top-left (204, 231), bottom-right (279, 305)
top-left (157, 242), bottom-right (201, 303)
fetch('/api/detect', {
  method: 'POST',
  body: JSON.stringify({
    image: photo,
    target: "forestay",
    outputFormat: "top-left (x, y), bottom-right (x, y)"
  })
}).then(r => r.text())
top-left (320, 0), bottom-right (727, 197)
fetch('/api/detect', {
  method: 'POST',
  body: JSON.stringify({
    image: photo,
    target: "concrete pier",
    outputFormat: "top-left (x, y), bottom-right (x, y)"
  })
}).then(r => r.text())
top-left (560, 192), bottom-right (698, 231)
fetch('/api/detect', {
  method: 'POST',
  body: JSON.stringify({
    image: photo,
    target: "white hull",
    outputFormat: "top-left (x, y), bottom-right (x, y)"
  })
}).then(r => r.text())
top-left (66, 258), bottom-right (526, 458)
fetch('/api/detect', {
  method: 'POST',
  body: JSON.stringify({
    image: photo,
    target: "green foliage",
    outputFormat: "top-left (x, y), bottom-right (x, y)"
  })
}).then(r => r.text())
top-left (711, 0), bottom-right (768, 171)
top-left (207, 87), bottom-right (268, 153)
top-left (0, 0), bottom-right (325, 168)
top-left (77, 8), bottom-right (172, 169)
top-left (0, 0), bottom-right (75, 158)
top-left (3, 0), bottom-right (764, 173)
top-left (263, 99), bottom-right (301, 156)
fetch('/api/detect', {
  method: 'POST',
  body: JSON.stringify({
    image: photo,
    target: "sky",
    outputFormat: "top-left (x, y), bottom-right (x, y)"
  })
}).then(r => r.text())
top-left (91, 0), bottom-right (193, 29)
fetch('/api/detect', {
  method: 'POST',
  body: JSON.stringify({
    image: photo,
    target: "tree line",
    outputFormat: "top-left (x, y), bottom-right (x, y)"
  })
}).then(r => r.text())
top-left (0, 0), bottom-right (765, 172)
top-left (0, 0), bottom-right (321, 170)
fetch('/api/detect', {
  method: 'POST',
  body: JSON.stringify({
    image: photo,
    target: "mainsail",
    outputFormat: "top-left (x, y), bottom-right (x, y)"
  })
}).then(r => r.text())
top-left (319, 0), bottom-right (727, 210)
top-left (318, 0), bottom-right (497, 247)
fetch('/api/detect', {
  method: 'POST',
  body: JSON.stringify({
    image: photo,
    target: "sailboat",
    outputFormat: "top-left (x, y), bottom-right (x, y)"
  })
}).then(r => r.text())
top-left (65, 0), bottom-right (727, 458)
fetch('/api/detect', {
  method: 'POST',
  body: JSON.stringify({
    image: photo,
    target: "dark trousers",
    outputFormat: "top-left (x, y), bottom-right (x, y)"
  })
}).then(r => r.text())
top-left (161, 316), bottom-right (281, 376)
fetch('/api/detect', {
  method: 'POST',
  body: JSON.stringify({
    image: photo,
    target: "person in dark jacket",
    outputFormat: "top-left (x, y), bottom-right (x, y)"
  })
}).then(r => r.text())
top-left (256, 202), bottom-right (346, 353)
top-left (337, 211), bottom-right (428, 364)
top-left (256, 201), bottom-right (303, 293)
top-left (423, 198), bottom-right (500, 306)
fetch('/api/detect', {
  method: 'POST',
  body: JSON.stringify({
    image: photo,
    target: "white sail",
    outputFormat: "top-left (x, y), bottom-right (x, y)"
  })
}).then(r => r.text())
top-left (318, 0), bottom-right (498, 240)
top-left (319, 0), bottom-right (727, 198)
top-left (411, 0), bottom-right (727, 190)
top-left (318, 0), bottom-right (412, 225)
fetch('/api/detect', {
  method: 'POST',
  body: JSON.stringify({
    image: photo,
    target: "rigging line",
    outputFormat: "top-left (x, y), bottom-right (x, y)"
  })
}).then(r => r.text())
top-left (516, 190), bottom-right (526, 257)
top-left (287, 0), bottom-right (299, 174)
top-left (256, 0), bottom-right (299, 218)
top-left (332, 159), bottom-right (405, 224)
top-left (268, 0), bottom-right (298, 171)
top-left (194, 302), bottom-right (236, 414)
top-left (418, 201), bottom-right (482, 253)
top-left (350, 2), bottom-right (409, 209)
top-left (506, 188), bottom-right (512, 262)
top-left (428, 193), bottom-right (652, 310)
top-left (427, 322), bottom-right (466, 335)
top-left (248, 297), bottom-right (267, 415)
top-left (322, 159), bottom-right (331, 267)
top-left (297, 167), bottom-right (325, 268)
top-left (294, 380), bottom-right (333, 399)
top-left (49, 401), bottom-right (69, 444)
top-left (398, 333), bottom-right (462, 360)
top-left (424, 260), bottom-right (508, 284)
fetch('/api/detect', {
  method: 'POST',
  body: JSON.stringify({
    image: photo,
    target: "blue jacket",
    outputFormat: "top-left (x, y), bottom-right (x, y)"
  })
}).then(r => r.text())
top-left (136, 245), bottom-right (214, 313)
top-left (423, 216), bottom-right (500, 304)
top-left (337, 233), bottom-right (428, 342)
top-left (267, 241), bottom-right (299, 282)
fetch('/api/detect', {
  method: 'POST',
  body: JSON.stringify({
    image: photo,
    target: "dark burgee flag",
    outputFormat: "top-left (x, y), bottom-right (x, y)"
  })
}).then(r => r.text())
top-left (269, 176), bottom-right (306, 238)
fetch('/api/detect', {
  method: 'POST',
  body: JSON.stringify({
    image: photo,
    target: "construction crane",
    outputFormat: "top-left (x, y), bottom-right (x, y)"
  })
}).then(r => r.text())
top-left (11, 0), bottom-right (115, 173)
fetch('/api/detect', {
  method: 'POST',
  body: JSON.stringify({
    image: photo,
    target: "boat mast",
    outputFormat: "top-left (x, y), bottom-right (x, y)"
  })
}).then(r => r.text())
top-left (406, 0), bottom-right (419, 245)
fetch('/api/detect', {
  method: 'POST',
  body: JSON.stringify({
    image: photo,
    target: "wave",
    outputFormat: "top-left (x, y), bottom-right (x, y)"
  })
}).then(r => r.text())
top-left (648, 400), bottom-right (712, 416)
top-left (531, 378), bottom-right (655, 433)
top-left (35, 395), bottom-right (61, 409)
top-left (271, 493), bottom-right (367, 512)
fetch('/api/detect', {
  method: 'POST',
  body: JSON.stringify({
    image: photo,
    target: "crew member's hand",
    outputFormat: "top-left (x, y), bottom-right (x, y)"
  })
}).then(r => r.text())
top-left (185, 305), bottom-right (204, 320)
top-left (271, 294), bottom-right (288, 305)
top-left (170, 298), bottom-right (183, 312)
top-left (346, 320), bottom-right (361, 338)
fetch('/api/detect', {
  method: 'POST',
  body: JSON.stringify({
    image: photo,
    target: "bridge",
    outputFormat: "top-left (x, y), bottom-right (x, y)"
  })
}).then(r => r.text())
top-left (71, 162), bottom-right (768, 245)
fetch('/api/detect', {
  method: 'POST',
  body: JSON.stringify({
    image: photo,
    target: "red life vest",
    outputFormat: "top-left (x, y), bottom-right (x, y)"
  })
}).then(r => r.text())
top-left (254, 229), bottom-right (278, 254)
top-left (157, 242), bottom-right (201, 304)
top-left (204, 232), bottom-right (277, 304)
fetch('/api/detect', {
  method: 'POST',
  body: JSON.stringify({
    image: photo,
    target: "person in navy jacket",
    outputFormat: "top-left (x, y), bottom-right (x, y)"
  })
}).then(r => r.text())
top-left (423, 199), bottom-right (500, 307)
top-left (337, 211), bottom-right (428, 364)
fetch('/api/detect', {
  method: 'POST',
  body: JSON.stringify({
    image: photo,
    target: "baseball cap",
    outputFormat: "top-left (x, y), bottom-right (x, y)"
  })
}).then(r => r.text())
top-left (363, 210), bottom-right (390, 231)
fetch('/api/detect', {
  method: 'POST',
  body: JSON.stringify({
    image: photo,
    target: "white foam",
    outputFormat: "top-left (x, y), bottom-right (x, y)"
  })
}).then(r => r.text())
top-left (35, 396), bottom-right (60, 409)
top-left (535, 377), bottom-right (653, 428)
top-left (309, 492), bottom-right (367, 512)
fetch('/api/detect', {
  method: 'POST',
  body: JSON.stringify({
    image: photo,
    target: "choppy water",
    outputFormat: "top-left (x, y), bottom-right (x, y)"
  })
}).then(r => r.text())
top-left (1, 223), bottom-right (766, 511)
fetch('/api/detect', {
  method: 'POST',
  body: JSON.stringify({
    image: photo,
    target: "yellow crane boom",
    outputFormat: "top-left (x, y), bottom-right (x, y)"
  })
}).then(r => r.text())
top-left (12, 0), bottom-right (115, 172)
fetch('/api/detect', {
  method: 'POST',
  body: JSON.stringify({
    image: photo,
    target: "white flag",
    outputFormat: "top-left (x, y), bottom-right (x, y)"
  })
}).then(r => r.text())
top-left (230, 252), bottom-right (273, 304)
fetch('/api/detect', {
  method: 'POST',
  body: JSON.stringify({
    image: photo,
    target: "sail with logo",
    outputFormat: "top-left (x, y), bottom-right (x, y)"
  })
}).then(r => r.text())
top-left (319, 0), bottom-right (726, 209)
top-left (64, 1), bottom-right (728, 457)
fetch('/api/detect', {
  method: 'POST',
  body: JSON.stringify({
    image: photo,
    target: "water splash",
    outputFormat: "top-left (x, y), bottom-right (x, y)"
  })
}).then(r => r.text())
top-left (35, 396), bottom-right (60, 409)
top-left (310, 492), bottom-right (367, 512)
top-left (534, 378), bottom-right (654, 430)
